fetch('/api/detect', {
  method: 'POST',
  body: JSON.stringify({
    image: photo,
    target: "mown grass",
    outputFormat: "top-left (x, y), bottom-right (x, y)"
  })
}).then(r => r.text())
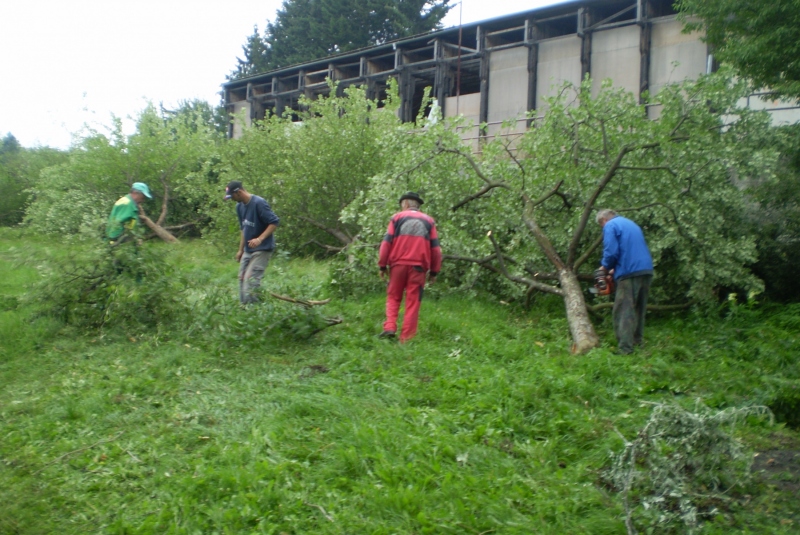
top-left (1, 230), bottom-right (798, 534)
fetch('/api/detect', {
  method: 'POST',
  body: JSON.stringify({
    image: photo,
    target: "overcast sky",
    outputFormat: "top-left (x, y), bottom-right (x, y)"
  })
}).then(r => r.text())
top-left (0, 0), bottom-right (562, 149)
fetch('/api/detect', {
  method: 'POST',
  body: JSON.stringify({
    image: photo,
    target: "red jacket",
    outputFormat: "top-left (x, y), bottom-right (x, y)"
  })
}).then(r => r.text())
top-left (378, 209), bottom-right (442, 274)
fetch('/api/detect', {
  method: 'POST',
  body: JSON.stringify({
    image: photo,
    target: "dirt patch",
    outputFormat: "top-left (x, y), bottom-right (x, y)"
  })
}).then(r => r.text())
top-left (752, 450), bottom-right (800, 493)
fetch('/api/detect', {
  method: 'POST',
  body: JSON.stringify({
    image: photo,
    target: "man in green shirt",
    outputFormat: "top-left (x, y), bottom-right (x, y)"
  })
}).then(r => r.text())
top-left (106, 182), bottom-right (152, 242)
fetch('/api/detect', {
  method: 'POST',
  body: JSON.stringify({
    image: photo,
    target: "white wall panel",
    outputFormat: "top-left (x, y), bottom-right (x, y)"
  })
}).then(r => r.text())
top-left (230, 102), bottom-right (251, 139)
top-left (649, 18), bottom-right (707, 95)
top-left (591, 25), bottom-right (640, 97)
top-left (446, 93), bottom-right (482, 148)
top-left (536, 36), bottom-right (582, 110)
top-left (487, 47), bottom-right (529, 138)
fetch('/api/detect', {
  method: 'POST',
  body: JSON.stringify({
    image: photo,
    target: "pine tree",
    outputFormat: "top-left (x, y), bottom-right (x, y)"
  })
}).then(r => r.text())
top-left (229, 26), bottom-right (274, 81)
top-left (229, 0), bottom-right (452, 80)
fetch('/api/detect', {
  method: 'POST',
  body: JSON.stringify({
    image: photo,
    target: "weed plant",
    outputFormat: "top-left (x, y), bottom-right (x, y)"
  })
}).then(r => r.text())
top-left (1, 233), bottom-right (799, 534)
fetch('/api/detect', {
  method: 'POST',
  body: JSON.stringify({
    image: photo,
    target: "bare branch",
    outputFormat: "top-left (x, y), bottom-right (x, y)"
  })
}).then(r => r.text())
top-left (618, 165), bottom-right (678, 177)
top-left (301, 239), bottom-right (346, 253)
top-left (396, 153), bottom-right (439, 180)
top-left (566, 140), bottom-right (662, 266)
top-left (520, 193), bottom-right (566, 270)
top-left (528, 180), bottom-right (565, 209)
top-left (574, 233), bottom-right (604, 271)
top-left (566, 145), bottom-right (632, 266)
top-left (452, 182), bottom-right (510, 211)
top-left (487, 231), bottom-right (565, 296)
top-left (162, 220), bottom-right (205, 231)
top-left (443, 253), bottom-right (516, 268)
top-left (502, 139), bottom-right (526, 181)
top-left (297, 216), bottom-right (353, 245)
top-left (437, 147), bottom-right (494, 185)
top-left (523, 268), bottom-right (593, 282)
top-left (587, 301), bottom-right (695, 312)
top-left (269, 292), bottom-right (331, 308)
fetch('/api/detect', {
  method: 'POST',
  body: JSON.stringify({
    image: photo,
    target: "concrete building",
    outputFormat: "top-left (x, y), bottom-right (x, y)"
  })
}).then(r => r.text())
top-left (222, 0), bottom-right (800, 141)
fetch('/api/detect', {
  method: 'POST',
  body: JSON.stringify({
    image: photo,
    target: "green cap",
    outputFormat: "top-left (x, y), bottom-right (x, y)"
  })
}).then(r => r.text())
top-left (131, 182), bottom-right (152, 199)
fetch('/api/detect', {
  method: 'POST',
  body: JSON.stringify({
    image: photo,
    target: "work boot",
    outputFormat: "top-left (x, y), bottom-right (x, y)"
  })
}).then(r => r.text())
top-left (378, 330), bottom-right (396, 339)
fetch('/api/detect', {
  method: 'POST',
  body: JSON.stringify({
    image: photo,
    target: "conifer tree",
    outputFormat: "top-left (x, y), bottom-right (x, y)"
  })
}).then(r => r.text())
top-left (229, 0), bottom-right (452, 80)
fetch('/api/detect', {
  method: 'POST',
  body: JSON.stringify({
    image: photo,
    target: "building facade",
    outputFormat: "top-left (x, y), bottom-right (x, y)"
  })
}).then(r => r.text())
top-left (222, 0), bottom-right (799, 141)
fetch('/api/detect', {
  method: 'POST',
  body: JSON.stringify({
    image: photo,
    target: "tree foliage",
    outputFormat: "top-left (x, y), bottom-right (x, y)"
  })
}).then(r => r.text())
top-left (607, 401), bottom-right (772, 534)
top-left (230, 0), bottom-right (452, 79)
top-left (342, 72), bottom-right (775, 350)
top-left (0, 133), bottom-right (67, 226)
top-left (24, 103), bottom-right (220, 241)
top-left (676, 0), bottom-right (800, 99)
top-left (198, 82), bottom-right (403, 255)
top-left (745, 123), bottom-right (800, 301)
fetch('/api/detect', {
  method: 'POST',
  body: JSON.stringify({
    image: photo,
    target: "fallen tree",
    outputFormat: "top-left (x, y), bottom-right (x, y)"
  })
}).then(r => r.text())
top-left (24, 101), bottom-right (220, 242)
top-left (344, 72), bottom-right (772, 353)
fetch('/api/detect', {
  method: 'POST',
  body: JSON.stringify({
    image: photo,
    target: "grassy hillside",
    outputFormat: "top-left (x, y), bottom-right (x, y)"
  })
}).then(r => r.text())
top-left (1, 230), bottom-right (798, 534)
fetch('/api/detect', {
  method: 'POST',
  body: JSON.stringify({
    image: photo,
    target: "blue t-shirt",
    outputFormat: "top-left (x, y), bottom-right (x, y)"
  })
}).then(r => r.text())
top-left (601, 216), bottom-right (653, 280)
top-left (236, 195), bottom-right (280, 253)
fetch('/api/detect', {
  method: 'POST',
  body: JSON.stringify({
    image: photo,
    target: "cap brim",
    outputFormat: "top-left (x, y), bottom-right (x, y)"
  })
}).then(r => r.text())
top-left (224, 194), bottom-right (232, 200)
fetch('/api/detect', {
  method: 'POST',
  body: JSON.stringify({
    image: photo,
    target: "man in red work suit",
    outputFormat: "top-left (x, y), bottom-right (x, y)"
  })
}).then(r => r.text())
top-left (378, 191), bottom-right (442, 342)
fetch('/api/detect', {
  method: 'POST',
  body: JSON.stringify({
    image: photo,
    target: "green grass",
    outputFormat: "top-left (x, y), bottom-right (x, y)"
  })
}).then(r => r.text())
top-left (1, 231), bottom-right (798, 534)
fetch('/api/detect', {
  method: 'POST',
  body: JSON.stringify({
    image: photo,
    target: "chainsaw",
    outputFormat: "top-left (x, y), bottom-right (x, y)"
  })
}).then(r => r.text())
top-left (590, 267), bottom-right (615, 296)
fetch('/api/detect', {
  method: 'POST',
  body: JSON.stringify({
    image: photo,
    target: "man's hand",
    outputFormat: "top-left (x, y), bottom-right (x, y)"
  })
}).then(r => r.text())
top-left (428, 274), bottom-right (436, 284)
top-left (235, 250), bottom-right (244, 262)
top-left (247, 237), bottom-right (263, 249)
top-left (379, 267), bottom-right (388, 281)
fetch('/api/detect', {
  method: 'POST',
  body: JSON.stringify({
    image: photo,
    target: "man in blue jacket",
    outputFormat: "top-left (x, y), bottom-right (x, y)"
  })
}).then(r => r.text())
top-left (596, 209), bottom-right (654, 354)
top-left (224, 180), bottom-right (280, 304)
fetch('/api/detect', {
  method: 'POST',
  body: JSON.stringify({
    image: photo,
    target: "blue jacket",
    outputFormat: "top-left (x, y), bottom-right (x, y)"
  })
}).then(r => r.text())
top-left (601, 216), bottom-right (653, 281)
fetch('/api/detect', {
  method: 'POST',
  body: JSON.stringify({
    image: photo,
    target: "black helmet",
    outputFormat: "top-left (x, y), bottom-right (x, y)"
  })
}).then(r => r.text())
top-left (399, 191), bottom-right (424, 206)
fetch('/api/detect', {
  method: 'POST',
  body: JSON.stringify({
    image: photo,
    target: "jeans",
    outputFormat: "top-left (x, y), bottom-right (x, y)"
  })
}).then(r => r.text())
top-left (613, 274), bottom-right (653, 354)
top-left (239, 250), bottom-right (273, 304)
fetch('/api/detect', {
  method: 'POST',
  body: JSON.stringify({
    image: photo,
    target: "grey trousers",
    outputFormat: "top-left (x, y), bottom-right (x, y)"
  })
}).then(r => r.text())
top-left (613, 274), bottom-right (653, 354)
top-left (239, 250), bottom-right (273, 304)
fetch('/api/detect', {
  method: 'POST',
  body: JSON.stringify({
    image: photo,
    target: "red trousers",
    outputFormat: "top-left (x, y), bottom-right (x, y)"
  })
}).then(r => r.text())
top-left (384, 265), bottom-right (427, 342)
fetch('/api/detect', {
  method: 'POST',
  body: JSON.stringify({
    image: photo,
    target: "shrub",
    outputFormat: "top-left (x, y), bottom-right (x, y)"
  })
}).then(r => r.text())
top-left (31, 239), bottom-right (189, 332)
top-left (606, 401), bottom-right (772, 534)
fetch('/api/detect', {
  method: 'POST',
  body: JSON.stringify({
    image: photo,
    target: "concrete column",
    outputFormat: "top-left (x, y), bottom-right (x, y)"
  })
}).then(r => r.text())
top-left (434, 39), bottom-right (452, 116)
top-left (639, 0), bottom-right (652, 103)
top-left (579, 8), bottom-right (593, 80)
top-left (526, 19), bottom-right (540, 118)
top-left (400, 69), bottom-right (415, 123)
top-left (478, 28), bottom-right (489, 133)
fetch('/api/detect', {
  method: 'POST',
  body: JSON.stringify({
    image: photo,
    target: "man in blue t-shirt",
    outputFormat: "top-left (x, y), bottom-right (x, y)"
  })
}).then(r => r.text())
top-left (224, 180), bottom-right (280, 304)
top-left (596, 209), bottom-right (654, 354)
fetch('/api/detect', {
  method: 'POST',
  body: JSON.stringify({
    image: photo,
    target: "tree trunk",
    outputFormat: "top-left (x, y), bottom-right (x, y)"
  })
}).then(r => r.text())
top-left (139, 213), bottom-right (178, 243)
top-left (559, 268), bottom-right (600, 354)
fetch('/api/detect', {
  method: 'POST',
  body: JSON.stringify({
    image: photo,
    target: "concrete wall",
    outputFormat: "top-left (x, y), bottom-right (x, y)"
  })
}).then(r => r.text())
top-left (591, 25), bottom-right (641, 98)
top-left (742, 93), bottom-right (800, 126)
top-left (648, 17), bottom-right (707, 119)
top-left (446, 93), bottom-right (481, 150)
top-left (536, 35), bottom-right (582, 110)
top-left (230, 101), bottom-right (252, 139)
top-left (487, 47), bottom-right (530, 138)
top-left (445, 92), bottom-right (481, 121)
